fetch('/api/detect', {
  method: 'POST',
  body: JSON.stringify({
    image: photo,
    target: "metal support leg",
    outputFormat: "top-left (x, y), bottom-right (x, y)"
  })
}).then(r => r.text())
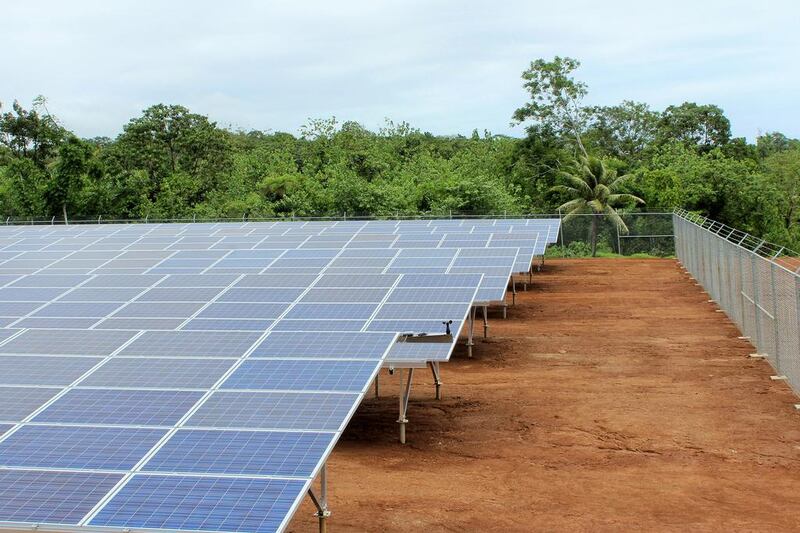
top-left (502, 303), bottom-right (507, 319)
top-left (510, 280), bottom-right (517, 307)
top-left (397, 368), bottom-right (414, 444)
top-left (307, 463), bottom-right (330, 533)
top-left (429, 361), bottom-right (441, 400)
top-left (482, 305), bottom-right (488, 339)
top-left (467, 306), bottom-right (476, 358)
top-left (374, 371), bottom-right (380, 398)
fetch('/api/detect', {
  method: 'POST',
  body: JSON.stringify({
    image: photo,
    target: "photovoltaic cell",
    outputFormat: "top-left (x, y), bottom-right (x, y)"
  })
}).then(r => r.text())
top-left (374, 303), bottom-right (468, 320)
top-left (197, 302), bottom-right (290, 320)
top-left (284, 303), bottom-right (377, 320)
top-left (0, 329), bottom-right (135, 356)
top-left (181, 318), bottom-right (274, 332)
top-left (0, 425), bottom-right (167, 470)
top-left (117, 331), bottom-right (262, 358)
top-left (81, 358), bottom-right (238, 388)
top-left (33, 389), bottom-right (204, 426)
top-left (187, 391), bottom-right (361, 431)
top-left (144, 429), bottom-right (334, 477)
top-left (222, 360), bottom-right (380, 392)
top-left (252, 331), bottom-right (395, 359)
top-left (0, 386), bottom-right (61, 421)
top-left (0, 356), bottom-right (103, 386)
top-left (31, 302), bottom-right (123, 318)
top-left (90, 474), bottom-right (304, 533)
top-left (112, 302), bottom-right (205, 318)
top-left (270, 320), bottom-right (367, 332)
top-left (217, 288), bottom-right (304, 303)
top-left (0, 469), bottom-right (123, 525)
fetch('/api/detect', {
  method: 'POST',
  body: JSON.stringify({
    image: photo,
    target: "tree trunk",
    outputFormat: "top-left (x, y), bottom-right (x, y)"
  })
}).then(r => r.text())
top-left (590, 215), bottom-right (598, 257)
top-left (62, 202), bottom-right (68, 225)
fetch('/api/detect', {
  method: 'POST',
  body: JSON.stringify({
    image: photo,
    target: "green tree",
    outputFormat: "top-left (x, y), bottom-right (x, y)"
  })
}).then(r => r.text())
top-left (513, 56), bottom-right (589, 155)
top-left (48, 136), bottom-right (92, 223)
top-left (552, 155), bottom-right (644, 256)
top-left (585, 101), bottom-right (660, 163)
top-left (0, 97), bottom-right (65, 169)
top-left (107, 104), bottom-right (232, 203)
top-left (656, 102), bottom-right (731, 152)
top-left (762, 149), bottom-right (800, 230)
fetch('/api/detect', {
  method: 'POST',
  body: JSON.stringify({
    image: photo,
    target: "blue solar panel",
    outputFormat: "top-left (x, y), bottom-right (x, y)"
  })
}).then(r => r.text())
top-left (136, 287), bottom-right (224, 302)
top-left (32, 302), bottom-right (123, 318)
top-left (198, 302), bottom-right (290, 319)
top-left (0, 287), bottom-right (67, 301)
top-left (388, 342), bottom-right (454, 363)
top-left (90, 474), bottom-right (304, 533)
top-left (223, 360), bottom-right (380, 392)
top-left (14, 317), bottom-right (100, 329)
top-left (0, 425), bottom-right (167, 470)
top-left (112, 302), bottom-right (204, 318)
top-left (118, 331), bottom-right (262, 358)
top-left (82, 358), bottom-right (237, 388)
top-left (144, 429), bottom-right (334, 477)
top-left (0, 386), bottom-right (61, 421)
top-left (0, 355), bottom-right (103, 387)
top-left (0, 469), bottom-right (123, 525)
top-left (252, 332), bottom-right (395, 359)
top-left (366, 319), bottom-right (462, 335)
top-left (33, 389), bottom-right (204, 426)
top-left (375, 303), bottom-right (468, 320)
top-left (182, 318), bottom-right (274, 331)
top-left (0, 301), bottom-right (42, 316)
top-left (187, 391), bottom-right (360, 431)
top-left (300, 288), bottom-right (389, 303)
top-left (270, 319), bottom-right (367, 332)
top-left (218, 288), bottom-right (304, 302)
top-left (284, 303), bottom-right (377, 320)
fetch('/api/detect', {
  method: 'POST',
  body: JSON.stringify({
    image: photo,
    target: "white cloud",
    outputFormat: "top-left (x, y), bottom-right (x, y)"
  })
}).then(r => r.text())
top-left (1, 0), bottom-right (798, 141)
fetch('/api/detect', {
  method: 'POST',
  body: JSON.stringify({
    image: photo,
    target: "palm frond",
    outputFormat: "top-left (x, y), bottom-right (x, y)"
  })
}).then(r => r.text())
top-left (603, 204), bottom-right (630, 234)
top-left (608, 172), bottom-right (635, 192)
top-left (608, 193), bottom-right (645, 205)
top-left (588, 199), bottom-right (604, 213)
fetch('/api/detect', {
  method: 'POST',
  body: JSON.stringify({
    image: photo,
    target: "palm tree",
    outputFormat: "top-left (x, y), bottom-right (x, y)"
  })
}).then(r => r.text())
top-left (552, 155), bottom-right (644, 256)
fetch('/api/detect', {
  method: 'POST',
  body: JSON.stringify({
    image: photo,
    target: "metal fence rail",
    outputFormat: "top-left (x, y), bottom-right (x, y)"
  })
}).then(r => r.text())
top-left (673, 208), bottom-right (800, 398)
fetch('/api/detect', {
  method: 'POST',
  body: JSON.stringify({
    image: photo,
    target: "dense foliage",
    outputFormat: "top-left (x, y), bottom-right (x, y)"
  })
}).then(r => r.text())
top-left (1, 57), bottom-right (798, 250)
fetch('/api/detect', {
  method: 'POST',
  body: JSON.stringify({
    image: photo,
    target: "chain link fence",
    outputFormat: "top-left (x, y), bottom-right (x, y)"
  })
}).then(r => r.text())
top-left (553, 212), bottom-right (674, 257)
top-left (674, 208), bottom-right (800, 397)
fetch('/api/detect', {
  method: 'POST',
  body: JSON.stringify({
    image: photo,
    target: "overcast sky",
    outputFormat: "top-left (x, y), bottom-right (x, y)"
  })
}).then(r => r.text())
top-left (3, 1), bottom-right (798, 141)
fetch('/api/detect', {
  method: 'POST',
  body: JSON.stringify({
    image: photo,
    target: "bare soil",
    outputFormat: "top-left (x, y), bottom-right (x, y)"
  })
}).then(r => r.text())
top-left (289, 258), bottom-right (800, 532)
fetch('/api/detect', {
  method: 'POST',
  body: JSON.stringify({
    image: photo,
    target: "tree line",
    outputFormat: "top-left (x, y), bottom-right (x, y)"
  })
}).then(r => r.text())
top-left (1, 57), bottom-right (798, 250)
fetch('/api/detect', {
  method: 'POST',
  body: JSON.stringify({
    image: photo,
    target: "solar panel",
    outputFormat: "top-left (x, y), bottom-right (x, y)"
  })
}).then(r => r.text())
top-left (0, 356), bottom-right (103, 385)
top-left (222, 360), bottom-right (382, 392)
top-left (32, 389), bottom-right (205, 425)
top-left (143, 429), bottom-right (334, 477)
top-left (81, 358), bottom-right (237, 388)
top-left (0, 425), bottom-right (168, 470)
top-left (252, 331), bottom-right (397, 359)
top-left (186, 391), bottom-right (362, 431)
top-left (0, 470), bottom-right (124, 525)
top-left (0, 386), bottom-right (61, 421)
top-left (89, 474), bottom-right (303, 533)
top-left (117, 331), bottom-right (262, 358)
top-left (0, 217), bottom-right (562, 532)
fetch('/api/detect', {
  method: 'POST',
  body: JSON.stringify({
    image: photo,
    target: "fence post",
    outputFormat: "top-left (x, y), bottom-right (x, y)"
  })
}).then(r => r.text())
top-left (616, 222), bottom-right (622, 255)
top-left (751, 253), bottom-right (763, 352)
top-left (558, 208), bottom-right (564, 247)
top-left (770, 263), bottom-right (782, 373)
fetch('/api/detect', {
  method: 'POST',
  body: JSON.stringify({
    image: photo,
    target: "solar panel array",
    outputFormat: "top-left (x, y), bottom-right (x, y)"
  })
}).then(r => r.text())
top-left (0, 218), bottom-right (559, 533)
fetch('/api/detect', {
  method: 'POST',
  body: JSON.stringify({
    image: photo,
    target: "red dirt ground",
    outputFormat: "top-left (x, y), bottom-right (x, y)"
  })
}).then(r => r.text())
top-left (288, 258), bottom-right (800, 532)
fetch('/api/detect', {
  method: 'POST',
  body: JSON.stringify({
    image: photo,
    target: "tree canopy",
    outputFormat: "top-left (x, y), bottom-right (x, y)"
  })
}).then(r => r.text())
top-left (0, 57), bottom-right (797, 252)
